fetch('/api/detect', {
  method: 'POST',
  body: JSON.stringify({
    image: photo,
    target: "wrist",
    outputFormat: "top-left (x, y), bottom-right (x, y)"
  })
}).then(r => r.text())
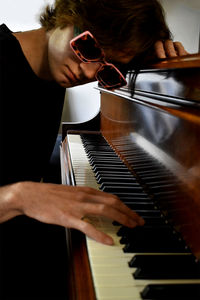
top-left (0, 182), bottom-right (24, 222)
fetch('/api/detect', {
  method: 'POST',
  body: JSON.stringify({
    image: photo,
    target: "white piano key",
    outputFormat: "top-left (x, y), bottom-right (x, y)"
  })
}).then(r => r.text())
top-left (96, 285), bottom-right (143, 300)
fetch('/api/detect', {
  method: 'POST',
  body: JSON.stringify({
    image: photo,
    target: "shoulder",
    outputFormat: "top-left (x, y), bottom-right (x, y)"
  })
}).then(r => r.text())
top-left (0, 24), bottom-right (20, 57)
top-left (0, 24), bottom-right (15, 42)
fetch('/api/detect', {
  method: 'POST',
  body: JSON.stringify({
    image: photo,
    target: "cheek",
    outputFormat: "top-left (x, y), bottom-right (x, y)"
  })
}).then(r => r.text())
top-left (47, 49), bottom-right (74, 87)
top-left (50, 39), bottom-right (77, 64)
top-left (48, 45), bottom-right (67, 78)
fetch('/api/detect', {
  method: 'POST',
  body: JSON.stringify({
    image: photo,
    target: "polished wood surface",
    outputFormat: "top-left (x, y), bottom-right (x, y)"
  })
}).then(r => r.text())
top-left (66, 229), bottom-right (96, 300)
top-left (100, 54), bottom-right (200, 259)
top-left (147, 53), bottom-right (200, 69)
top-left (63, 54), bottom-right (200, 299)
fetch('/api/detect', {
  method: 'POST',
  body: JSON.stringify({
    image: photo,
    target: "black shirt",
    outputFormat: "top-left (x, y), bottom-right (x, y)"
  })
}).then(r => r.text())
top-left (0, 25), bottom-right (68, 299)
top-left (0, 24), bottom-right (65, 185)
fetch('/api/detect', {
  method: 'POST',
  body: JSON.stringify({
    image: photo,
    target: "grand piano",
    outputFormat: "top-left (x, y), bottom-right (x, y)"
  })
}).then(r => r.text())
top-left (61, 53), bottom-right (200, 300)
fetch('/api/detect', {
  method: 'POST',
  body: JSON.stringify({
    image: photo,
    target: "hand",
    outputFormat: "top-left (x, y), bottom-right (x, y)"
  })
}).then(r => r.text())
top-left (4, 181), bottom-right (144, 245)
top-left (154, 40), bottom-right (189, 59)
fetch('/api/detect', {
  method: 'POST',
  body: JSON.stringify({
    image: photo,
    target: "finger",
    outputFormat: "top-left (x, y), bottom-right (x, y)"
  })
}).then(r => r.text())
top-left (87, 193), bottom-right (144, 225)
top-left (163, 40), bottom-right (178, 57)
top-left (154, 40), bottom-right (166, 59)
top-left (70, 217), bottom-right (114, 245)
top-left (173, 41), bottom-right (188, 56)
top-left (79, 202), bottom-right (140, 228)
top-left (76, 190), bottom-right (144, 225)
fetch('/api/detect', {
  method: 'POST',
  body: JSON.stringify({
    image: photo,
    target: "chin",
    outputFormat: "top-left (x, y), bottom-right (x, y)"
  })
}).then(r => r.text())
top-left (59, 81), bottom-right (71, 88)
top-left (56, 75), bottom-right (72, 88)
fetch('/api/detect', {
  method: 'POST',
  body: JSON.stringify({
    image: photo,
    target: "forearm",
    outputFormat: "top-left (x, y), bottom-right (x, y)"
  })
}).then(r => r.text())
top-left (0, 183), bottom-right (23, 223)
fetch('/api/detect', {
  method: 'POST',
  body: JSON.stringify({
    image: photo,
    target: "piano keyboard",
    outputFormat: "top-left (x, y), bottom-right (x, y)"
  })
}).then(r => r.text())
top-left (66, 133), bottom-right (200, 300)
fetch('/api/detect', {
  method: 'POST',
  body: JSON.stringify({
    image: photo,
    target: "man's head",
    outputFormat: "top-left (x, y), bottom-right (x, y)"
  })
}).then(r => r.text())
top-left (40, 0), bottom-right (171, 60)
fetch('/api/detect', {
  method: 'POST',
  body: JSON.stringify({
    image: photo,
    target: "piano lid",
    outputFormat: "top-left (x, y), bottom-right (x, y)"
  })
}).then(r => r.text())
top-left (118, 53), bottom-right (200, 105)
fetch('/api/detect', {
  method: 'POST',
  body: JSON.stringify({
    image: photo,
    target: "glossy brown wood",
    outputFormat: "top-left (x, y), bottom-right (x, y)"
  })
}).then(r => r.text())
top-left (149, 53), bottom-right (200, 69)
top-left (100, 55), bottom-right (200, 258)
top-left (63, 54), bottom-right (200, 299)
top-left (66, 229), bottom-right (96, 300)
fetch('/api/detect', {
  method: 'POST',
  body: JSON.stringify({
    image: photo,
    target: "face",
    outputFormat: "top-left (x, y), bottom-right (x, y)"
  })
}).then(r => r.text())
top-left (47, 25), bottom-right (134, 88)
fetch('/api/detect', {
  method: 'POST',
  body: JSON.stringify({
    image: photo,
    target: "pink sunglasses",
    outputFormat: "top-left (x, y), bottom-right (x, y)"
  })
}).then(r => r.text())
top-left (70, 31), bottom-right (127, 89)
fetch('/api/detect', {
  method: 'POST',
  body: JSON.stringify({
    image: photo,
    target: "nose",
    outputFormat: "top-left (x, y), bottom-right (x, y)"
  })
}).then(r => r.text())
top-left (79, 62), bottom-right (101, 80)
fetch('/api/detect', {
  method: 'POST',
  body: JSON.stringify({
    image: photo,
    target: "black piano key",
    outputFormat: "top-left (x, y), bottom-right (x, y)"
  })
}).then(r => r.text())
top-left (90, 160), bottom-right (124, 166)
top-left (127, 159), bottom-right (160, 166)
top-left (95, 170), bottom-right (133, 178)
top-left (141, 216), bottom-right (167, 225)
top-left (125, 202), bottom-right (156, 210)
top-left (134, 266), bottom-right (200, 279)
top-left (85, 143), bottom-right (114, 149)
top-left (87, 152), bottom-right (117, 157)
top-left (125, 199), bottom-right (155, 204)
top-left (93, 166), bottom-right (128, 172)
top-left (120, 152), bottom-right (148, 158)
top-left (117, 225), bottom-right (166, 236)
top-left (137, 170), bottom-right (172, 176)
top-left (101, 186), bottom-right (144, 193)
top-left (85, 147), bottom-right (114, 152)
top-left (141, 284), bottom-right (200, 299)
top-left (123, 241), bottom-right (188, 253)
top-left (97, 176), bottom-right (138, 184)
top-left (120, 148), bottom-right (146, 152)
top-left (120, 234), bottom-right (178, 246)
top-left (131, 165), bottom-right (158, 172)
top-left (121, 229), bottom-right (187, 253)
top-left (141, 174), bottom-right (177, 181)
top-left (153, 190), bottom-right (180, 198)
top-left (125, 157), bottom-right (154, 162)
top-left (95, 173), bottom-right (133, 182)
top-left (96, 175), bottom-right (136, 184)
top-left (121, 196), bottom-right (153, 202)
top-left (148, 184), bottom-right (178, 193)
top-left (118, 226), bottom-right (180, 246)
top-left (112, 214), bottom-right (165, 227)
top-left (129, 254), bottom-right (196, 268)
top-left (113, 192), bottom-right (149, 198)
top-left (117, 224), bottom-right (175, 239)
top-left (145, 179), bottom-right (180, 187)
top-left (88, 155), bottom-right (122, 160)
top-left (127, 160), bottom-right (154, 166)
top-left (100, 182), bottom-right (141, 189)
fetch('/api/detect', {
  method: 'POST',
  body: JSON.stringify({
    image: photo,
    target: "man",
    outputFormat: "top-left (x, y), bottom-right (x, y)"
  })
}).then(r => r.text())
top-left (0, 0), bottom-right (189, 298)
top-left (0, 0), bottom-right (187, 244)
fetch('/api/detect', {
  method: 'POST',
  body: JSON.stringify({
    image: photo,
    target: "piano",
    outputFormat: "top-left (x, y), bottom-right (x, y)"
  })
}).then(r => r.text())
top-left (60, 53), bottom-right (200, 300)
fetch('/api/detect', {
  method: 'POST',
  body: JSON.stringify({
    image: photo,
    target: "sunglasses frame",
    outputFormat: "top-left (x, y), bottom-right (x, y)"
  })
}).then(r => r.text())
top-left (70, 30), bottom-right (127, 89)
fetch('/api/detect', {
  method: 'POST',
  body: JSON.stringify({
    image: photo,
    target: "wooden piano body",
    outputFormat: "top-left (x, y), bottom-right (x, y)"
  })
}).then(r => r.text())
top-left (61, 54), bottom-right (200, 299)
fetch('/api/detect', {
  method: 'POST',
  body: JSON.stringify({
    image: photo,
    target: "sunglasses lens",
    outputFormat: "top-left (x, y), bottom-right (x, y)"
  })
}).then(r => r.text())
top-left (97, 65), bottom-right (127, 88)
top-left (73, 34), bottom-right (102, 60)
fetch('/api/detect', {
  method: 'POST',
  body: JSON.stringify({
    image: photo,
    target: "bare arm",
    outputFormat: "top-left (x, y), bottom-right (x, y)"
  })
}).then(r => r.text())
top-left (0, 181), bottom-right (144, 245)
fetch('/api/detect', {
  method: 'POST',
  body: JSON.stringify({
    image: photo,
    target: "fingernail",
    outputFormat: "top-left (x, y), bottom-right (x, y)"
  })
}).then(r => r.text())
top-left (139, 218), bottom-right (145, 226)
top-left (105, 236), bottom-right (114, 245)
top-left (129, 220), bottom-right (137, 227)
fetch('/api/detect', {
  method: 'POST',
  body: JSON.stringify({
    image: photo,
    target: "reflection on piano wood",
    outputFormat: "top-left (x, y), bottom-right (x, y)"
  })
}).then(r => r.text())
top-left (61, 54), bottom-right (200, 300)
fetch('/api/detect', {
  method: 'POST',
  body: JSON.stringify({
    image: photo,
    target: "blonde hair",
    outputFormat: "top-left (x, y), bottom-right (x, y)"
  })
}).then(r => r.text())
top-left (40, 0), bottom-right (171, 57)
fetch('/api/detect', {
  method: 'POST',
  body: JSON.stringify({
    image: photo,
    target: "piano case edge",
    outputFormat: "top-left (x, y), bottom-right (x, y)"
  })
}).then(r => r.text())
top-left (65, 228), bottom-right (96, 300)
